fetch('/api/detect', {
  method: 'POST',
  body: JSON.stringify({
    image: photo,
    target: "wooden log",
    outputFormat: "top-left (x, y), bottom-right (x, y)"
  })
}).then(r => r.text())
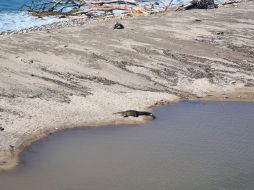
top-left (222, 0), bottom-right (240, 5)
top-left (52, 0), bottom-right (139, 6)
top-left (29, 0), bottom-right (170, 17)
top-left (72, 5), bottom-right (147, 15)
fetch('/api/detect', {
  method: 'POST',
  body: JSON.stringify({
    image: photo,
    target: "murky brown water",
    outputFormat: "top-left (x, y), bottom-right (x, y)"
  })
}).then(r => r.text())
top-left (1, 101), bottom-right (254, 190)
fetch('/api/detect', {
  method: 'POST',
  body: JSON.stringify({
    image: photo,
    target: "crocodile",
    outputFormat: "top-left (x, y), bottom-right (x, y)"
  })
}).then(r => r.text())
top-left (113, 110), bottom-right (156, 119)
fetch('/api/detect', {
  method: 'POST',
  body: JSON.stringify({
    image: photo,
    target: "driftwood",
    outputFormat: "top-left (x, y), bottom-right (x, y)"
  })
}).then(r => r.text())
top-left (52, 0), bottom-right (139, 6)
top-left (27, 0), bottom-right (227, 18)
top-left (27, 0), bottom-right (175, 18)
top-left (222, 0), bottom-right (240, 5)
top-left (72, 5), bottom-right (145, 15)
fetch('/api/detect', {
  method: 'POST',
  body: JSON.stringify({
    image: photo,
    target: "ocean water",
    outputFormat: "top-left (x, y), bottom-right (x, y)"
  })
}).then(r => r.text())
top-left (0, 0), bottom-right (62, 32)
top-left (0, 0), bottom-right (30, 11)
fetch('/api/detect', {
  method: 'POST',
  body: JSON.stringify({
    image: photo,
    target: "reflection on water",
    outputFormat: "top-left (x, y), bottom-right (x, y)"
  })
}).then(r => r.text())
top-left (1, 101), bottom-right (254, 190)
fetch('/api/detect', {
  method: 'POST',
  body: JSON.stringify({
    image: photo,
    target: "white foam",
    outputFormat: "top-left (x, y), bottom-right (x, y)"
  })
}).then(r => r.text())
top-left (0, 11), bottom-right (61, 32)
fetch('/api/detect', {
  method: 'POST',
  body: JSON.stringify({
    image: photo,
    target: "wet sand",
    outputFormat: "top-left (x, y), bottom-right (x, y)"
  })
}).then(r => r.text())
top-left (0, 0), bottom-right (254, 170)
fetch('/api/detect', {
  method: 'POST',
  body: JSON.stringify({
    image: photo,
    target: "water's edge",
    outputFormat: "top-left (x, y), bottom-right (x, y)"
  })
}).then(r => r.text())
top-left (0, 0), bottom-right (228, 33)
top-left (0, 98), bottom-right (180, 171)
top-left (1, 95), bottom-right (254, 172)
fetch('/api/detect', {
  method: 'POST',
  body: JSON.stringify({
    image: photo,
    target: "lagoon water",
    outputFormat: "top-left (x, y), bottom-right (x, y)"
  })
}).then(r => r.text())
top-left (0, 101), bottom-right (254, 190)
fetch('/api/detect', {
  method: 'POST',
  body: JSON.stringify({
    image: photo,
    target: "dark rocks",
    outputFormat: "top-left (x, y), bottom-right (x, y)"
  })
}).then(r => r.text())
top-left (0, 127), bottom-right (4, 131)
top-left (9, 145), bottom-right (15, 150)
top-left (216, 31), bottom-right (224, 35)
top-left (186, 0), bottom-right (217, 9)
top-left (59, 15), bottom-right (67, 18)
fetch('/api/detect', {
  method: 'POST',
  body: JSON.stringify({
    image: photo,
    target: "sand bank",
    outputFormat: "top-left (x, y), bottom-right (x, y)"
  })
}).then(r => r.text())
top-left (0, 0), bottom-right (253, 170)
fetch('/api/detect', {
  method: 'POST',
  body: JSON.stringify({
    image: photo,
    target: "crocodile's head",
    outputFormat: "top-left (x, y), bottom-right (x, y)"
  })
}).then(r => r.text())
top-left (149, 113), bottom-right (156, 119)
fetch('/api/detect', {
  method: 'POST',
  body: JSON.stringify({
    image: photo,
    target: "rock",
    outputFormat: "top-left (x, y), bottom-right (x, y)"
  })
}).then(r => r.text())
top-left (28, 92), bottom-right (43, 98)
top-left (0, 127), bottom-right (4, 131)
top-left (9, 145), bottom-right (15, 149)
top-left (114, 22), bottom-right (124, 30)
top-left (186, 0), bottom-right (217, 9)
top-left (216, 31), bottom-right (224, 35)
top-left (59, 15), bottom-right (67, 19)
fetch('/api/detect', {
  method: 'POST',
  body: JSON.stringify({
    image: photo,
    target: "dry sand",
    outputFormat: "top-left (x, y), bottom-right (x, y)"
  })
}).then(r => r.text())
top-left (0, 0), bottom-right (254, 170)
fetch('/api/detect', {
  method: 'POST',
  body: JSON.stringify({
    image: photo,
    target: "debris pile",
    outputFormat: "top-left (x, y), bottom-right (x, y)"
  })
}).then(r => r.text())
top-left (27, 0), bottom-right (174, 18)
top-left (26, 0), bottom-right (240, 18)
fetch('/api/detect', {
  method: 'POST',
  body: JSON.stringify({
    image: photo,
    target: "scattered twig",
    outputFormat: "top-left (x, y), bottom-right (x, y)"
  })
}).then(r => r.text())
top-left (27, 0), bottom-right (170, 17)
top-left (222, 0), bottom-right (240, 5)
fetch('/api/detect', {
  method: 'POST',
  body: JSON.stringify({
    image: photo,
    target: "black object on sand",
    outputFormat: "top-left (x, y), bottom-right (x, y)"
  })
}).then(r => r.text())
top-left (185, 0), bottom-right (217, 10)
top-left (114, 22), bottom-right (124, 29)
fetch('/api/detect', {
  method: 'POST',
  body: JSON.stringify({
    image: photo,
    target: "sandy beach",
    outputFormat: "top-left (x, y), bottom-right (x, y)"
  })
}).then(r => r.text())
top-left (0, 0), bottom-right (253, 170)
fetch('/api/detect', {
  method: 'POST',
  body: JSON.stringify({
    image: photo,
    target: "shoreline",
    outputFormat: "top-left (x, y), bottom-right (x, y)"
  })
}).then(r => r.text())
top-left (0, 2), bottom-right (175, 35)
top-left (0, 0), bottom-right (239, 35)
top-left (0, 97), bottom-right (181, 171)
top-left (1, 96), bottom-right (253, 171)
top-left (0, 0), bottom-right (253, 171)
